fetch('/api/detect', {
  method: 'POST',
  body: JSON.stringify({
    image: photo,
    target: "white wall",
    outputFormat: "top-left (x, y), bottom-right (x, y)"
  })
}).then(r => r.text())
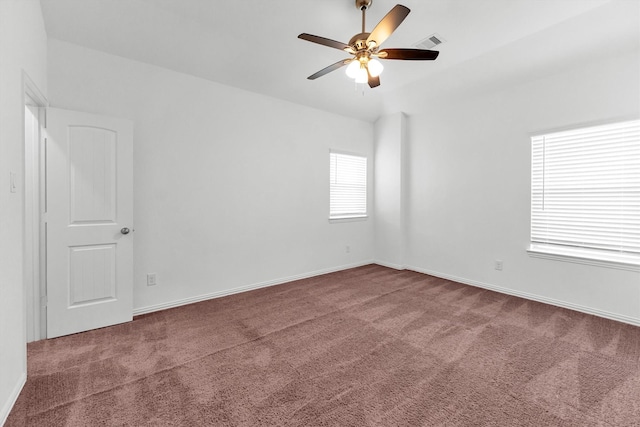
top-left (396, 49), bottom-right (640, 324)
top-left (374, 112), bottom-right (406, 269)
top-left (0, 0), bottom-right (48, 423)
top-left (47, 40), bottom-right (375, 313)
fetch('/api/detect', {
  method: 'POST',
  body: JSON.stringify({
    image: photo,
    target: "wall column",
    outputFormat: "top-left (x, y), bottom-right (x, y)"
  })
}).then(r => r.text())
top-left (374, 112), bottom-right (407, 269)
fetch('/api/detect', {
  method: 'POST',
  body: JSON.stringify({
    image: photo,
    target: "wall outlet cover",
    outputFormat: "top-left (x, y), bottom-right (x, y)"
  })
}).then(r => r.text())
top-left (147, 273), bottom-right (157, 286)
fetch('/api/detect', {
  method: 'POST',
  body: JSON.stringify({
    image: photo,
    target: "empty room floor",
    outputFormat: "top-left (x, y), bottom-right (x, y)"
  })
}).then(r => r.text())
top-left (7, 265), bottom-right (640, 426)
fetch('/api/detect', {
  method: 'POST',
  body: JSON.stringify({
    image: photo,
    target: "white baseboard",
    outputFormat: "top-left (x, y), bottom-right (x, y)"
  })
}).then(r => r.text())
top-left (1, 372), bottom-right (26, 426)
top-left (405, 265), bottom-right (640, 327)
top-left (133, 260), bottom-right (375, 316)
top-left (373, 260), bottom-right (405, 270)
top-left (133, 260), bottom-right (640, 328)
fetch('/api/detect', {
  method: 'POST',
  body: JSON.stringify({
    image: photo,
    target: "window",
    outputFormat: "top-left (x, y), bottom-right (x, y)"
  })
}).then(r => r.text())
top-left (529, 119), bottom-right (640, 269)
top-left (329, 151), bottom-right (367, 219)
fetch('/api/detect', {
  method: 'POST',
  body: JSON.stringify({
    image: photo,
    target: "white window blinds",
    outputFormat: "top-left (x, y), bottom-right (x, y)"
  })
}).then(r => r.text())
top-left (531, 120), bottom-right (640, 261)
top-left (330, 151), bottom-right (367, 219)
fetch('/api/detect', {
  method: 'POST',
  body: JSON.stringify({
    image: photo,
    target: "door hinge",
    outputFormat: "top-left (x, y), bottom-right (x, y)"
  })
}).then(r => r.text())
top-left (40, 295), bottom-right (47, 307)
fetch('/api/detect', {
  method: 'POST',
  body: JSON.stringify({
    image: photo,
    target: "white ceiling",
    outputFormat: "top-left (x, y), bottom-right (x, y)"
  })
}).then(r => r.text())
top-left (39, 0), bottom-right (638, 122)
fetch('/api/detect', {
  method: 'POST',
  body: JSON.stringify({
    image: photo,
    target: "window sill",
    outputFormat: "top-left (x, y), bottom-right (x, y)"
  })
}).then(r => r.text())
top-left (527, 244), bottom-right (640, 272)
top-left (328, 215), bottom-right (368, 223)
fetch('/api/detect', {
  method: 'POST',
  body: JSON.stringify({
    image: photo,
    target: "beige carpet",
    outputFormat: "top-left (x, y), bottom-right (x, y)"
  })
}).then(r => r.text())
top-left (6, 265), bottom-right (640, 426)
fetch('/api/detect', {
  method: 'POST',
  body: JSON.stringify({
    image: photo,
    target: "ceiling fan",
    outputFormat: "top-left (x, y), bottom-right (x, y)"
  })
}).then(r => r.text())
top-left (298, 0), bottom-right (440, 88)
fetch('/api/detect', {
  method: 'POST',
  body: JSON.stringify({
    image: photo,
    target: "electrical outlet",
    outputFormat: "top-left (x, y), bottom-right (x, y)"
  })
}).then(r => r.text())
top-left (346, 245), bottom-right (351, 253)
top-left (147, 273), bottom-right (157, 286)
top-left (494, 260), bottom-right (503, 271)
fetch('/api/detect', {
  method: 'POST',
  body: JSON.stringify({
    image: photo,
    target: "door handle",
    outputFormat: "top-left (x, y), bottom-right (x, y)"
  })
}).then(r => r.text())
top-left (120, 227), bottom-right (131, 235)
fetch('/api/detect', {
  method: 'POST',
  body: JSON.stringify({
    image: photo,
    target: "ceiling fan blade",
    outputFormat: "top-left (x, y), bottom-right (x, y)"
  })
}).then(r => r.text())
top-left (366, 4), bottom-right (410, 48)
top-left (298, 33), bottom-right (351, 51)
top-left (307, 59), bottom-right (352, 80)
top-left (367, 68), bottom-right (380, 88)
top-left (378, 48), bottom-right (440, 60)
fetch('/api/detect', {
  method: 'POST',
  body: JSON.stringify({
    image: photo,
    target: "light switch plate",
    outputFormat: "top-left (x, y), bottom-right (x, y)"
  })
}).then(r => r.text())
top-left (10, 172), bottom-right (17, 193)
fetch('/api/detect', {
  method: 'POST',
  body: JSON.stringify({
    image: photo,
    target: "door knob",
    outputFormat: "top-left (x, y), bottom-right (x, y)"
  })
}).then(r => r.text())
top-left (121, 227), bottom-right (130, 235)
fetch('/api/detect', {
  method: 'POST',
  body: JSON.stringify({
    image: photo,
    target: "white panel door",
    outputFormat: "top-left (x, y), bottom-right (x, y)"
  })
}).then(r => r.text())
top-left (46, 108), bottom-right (134, 338)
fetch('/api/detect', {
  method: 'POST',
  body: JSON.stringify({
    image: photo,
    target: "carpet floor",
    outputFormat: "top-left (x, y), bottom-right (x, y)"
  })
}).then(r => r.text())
top-left (6, 264), bottom-right (640, 426)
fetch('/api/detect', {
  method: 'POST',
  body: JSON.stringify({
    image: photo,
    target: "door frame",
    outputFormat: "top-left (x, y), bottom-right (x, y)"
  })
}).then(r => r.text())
top-left (23, 71), bottom-right (48, 342)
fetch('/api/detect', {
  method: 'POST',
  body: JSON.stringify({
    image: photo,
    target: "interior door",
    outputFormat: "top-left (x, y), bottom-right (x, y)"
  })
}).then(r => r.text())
top-left (45, 108), bottom-right (134, 338)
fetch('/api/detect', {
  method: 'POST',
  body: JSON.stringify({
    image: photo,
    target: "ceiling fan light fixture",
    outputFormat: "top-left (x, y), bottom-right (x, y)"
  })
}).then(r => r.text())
top-left (345, 60), bottom-right (361, 78)
top-left (368, 58), bottom-right (383, 77)
top-left (355, 66), bottom-right (369, 83)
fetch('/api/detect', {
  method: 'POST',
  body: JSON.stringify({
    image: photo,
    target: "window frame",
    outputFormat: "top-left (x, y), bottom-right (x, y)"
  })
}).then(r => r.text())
top-left (527, 119), bottom-right (640, 271)
top-left (328, 150), bottom-right (368, 222)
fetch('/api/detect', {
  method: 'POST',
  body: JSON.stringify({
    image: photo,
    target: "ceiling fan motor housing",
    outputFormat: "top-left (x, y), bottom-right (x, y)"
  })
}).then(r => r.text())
top-left (349, 32), bottom-right (372, 51)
